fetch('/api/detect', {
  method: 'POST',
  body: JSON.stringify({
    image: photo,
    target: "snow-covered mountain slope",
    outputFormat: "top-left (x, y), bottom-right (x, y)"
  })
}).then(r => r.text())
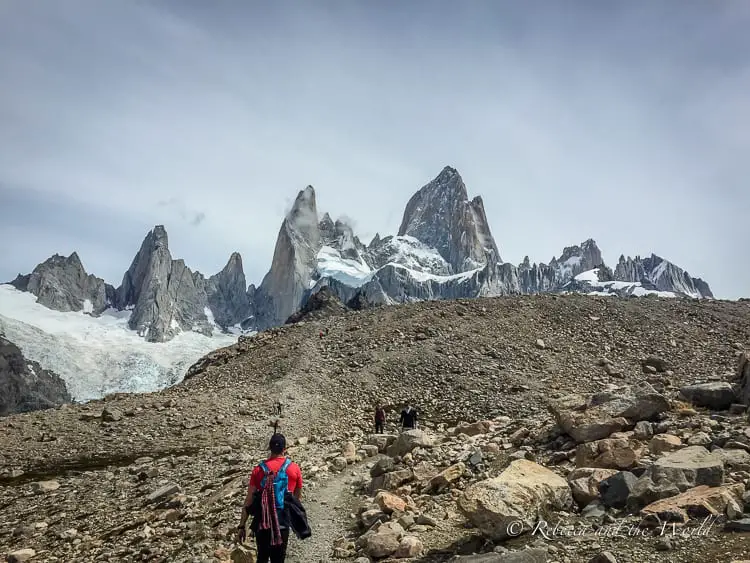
top-left (563, 269), bottom-right (679, 298)
top-left (366, 235), bottom-right (453, 275)
top-left (0, 284), bottom-right (238, 401)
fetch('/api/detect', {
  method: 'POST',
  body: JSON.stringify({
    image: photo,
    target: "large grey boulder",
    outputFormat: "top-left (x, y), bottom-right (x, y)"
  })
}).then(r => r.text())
top-left (0, 335), bottom-right (71, 415)
top-left (458, 460), bottom-right (572, 540)
top-left (387, 429), bottom-right (434, 457)
top-left (549, 384), bottom-right (670, 443)
top-left (10, 253), bottom-right (115, 314)
top-left (627, 446), bottom-right (725, 510)
top-left (649, 446), bottom-right (724, 489)
top-left (679, 382), bottom-right (737, 410)
top-left (398, 166), bottom-right (500, 272)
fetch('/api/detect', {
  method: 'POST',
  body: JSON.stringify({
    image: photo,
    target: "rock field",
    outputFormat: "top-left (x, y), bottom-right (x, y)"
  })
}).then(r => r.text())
top-left (2, 293), bottom-right (750, 562)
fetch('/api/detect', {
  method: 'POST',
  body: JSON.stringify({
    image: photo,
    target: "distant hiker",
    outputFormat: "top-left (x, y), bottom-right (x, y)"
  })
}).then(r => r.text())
top-left (374, 403), bottom-right (386, 434)
top-left (325, 327), bottom-right (329, 336)
top-left (274, 401), bottom-right (282, 416)
top-left (237, 433), bottom-right (310, 562)
top-left (319, 330), bottom-right (324, 339)
top-left (400, 403), bottom-right (418, 430)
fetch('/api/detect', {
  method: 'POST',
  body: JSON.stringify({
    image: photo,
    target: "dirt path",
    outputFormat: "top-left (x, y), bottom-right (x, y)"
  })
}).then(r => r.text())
top-left (286, 456), bottom-right (374, 562)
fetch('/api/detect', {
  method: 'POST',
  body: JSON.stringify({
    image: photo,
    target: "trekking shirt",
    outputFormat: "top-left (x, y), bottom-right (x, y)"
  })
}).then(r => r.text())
top-left (375, 408), bottom-right (386, 422)
top-left (400, 407), bottom-right (417, 428)
top-left (249, 457), bottom-right (303, 493)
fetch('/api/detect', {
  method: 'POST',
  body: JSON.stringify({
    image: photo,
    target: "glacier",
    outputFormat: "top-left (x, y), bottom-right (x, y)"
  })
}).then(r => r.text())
top-left (0, 284), bottom-right (238, 401)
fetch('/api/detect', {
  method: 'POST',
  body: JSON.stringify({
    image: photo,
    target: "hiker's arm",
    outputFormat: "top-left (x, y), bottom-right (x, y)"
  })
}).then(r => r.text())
top-left (293, 484), bottom-right (302, 499)
top-left (239, 484), bottom-right (256, 527)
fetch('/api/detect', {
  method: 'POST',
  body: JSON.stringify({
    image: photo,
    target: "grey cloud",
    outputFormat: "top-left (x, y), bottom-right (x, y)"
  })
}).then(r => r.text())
top-left (0, 1), bottom-right (748, 298)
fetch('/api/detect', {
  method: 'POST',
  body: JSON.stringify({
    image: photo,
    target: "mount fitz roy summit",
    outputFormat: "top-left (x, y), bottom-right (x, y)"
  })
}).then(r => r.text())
top-left (5, 166), bottom-right (713, 342)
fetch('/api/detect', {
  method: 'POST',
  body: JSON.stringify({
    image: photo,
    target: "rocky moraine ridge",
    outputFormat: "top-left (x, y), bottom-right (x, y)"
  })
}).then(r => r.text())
top-left (6, 166), bottom-right (713, 342)
top-left (0, 335), bottom-right (71, 416)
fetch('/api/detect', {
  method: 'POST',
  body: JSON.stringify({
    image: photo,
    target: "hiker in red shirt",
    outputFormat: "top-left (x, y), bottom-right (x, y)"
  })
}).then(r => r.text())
top-left (237, 434), bottom-right (303, 563)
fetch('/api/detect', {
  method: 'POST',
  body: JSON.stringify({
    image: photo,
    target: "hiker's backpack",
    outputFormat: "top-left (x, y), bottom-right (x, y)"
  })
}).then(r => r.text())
top-left (259, 458), bottom-right (292, 511)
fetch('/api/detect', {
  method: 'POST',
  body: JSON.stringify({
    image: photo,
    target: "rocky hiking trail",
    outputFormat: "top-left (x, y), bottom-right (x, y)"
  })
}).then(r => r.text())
top-left (2, 294), bottom-right (750, 562)
top-left (287, 454), bottom-right (380, 563)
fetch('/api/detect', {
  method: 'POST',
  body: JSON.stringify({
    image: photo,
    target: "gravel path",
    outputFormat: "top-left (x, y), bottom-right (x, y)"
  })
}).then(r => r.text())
top-left (286, 458), bottom-right (372, 562)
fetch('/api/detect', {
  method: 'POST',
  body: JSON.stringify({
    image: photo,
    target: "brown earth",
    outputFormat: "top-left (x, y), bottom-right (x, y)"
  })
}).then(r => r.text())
top-left (1, 294), bottom-right (749, 562)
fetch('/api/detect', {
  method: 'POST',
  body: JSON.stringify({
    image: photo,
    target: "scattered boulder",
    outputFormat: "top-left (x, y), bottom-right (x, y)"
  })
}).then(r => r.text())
top-left (375, 491), bottom-right (408, 514)
top-left (649, 446), bottom-right (724, 490)
top-left (387, 429), bottom-right (434, 457)
top-left (575, 435), bottom-right (640, 470)
top-left (679, 382), bottom-right (737, 410)
top-left (230, 545), bottom-right (255, 563)
top-left (31, 480), bottom-right (60, 494)
top-left (330, 456), bottom-right (348, 472)
top-left (6, 549), bottom-right (36, 563)
top-left (144, 483), bottom-right (181, 505)
top-left (370, 458), bottom-right (396, 478)
top-left (641, 484), bottom-right (744, 523)
top-left (370, 469), bottom-right (413, 493)
top-left (549, 384), bottom-right (669, 443)
top-left (599, 471), bottom-right (638, 509)
top-left (650, 434), bottom-right (683, 455)
top-left (101, 406), bottom-right (123, 422)
top-left (641, 355), bottom-right (670, 373)
top-left (567, 467), bottom-right (618, 506)
top-left (395, 535), bottom-right (424, 558)
top-left (453, 420), bottom-right (492, 436)
top-left (426, 462), bottom-right (465, 493)
top-left (368, 434), bottom-right (397, 454)
top-left (713, 448), bottom-right (750, 472)
top-left (457, 460), bottom-right (572, 540)
top-left (628, 446), bottom-right (725, 510)
top-left (343, 441), bottom-right (357, 463)
top-left (364, 529), bottom-right (401, 559)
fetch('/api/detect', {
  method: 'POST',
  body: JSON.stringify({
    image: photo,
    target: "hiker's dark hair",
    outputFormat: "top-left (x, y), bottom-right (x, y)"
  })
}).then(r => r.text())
top-left (269, 433), bottom-right (286, 454)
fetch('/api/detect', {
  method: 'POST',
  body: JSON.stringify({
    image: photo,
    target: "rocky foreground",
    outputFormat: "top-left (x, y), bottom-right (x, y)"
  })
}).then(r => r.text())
top-left (1, 294), bottom-right (750, 562)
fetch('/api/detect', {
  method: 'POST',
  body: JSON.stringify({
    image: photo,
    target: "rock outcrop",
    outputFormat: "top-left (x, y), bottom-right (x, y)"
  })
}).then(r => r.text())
top-left (457, 459), bottom-right (573, 540)
top-left (116, 226), bottom-right (213, 342)
top-left (613, 254), bottom-right (713, 298)
top-left (206, 253), bottom-right (253, 328)
top-left (253, 186), bottom-right (321, 330)
top-left (9, 253), bottom-right (115, 314)
top-left (0, 335), bottom-right (71, 416)
top-left (6, 166), bottom-right (717, 339)
top-left (398, 166), bottom-right (500, 271)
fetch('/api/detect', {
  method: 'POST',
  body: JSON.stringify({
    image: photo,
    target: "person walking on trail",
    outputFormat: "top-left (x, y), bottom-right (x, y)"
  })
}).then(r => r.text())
top-left (399, 402), bottom-right (418, 430)
top-left (374, 403), bottom-right (386, 434)
top-left (237, 433), bottom-right (305, 563)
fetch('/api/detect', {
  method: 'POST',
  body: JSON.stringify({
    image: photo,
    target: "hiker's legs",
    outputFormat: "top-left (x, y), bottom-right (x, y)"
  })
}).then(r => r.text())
top-left (255, 529), bottom-right (289, 563)
top-left (255, 529), bottom-right (271, 563)
top-left (270, 528), bottom-right (290, 563)
top-left (375, 421), bottom-right (383, 434)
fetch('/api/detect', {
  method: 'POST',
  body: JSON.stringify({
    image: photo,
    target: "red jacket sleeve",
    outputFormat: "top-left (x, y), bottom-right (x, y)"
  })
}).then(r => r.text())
top-left (289, 462), bottom-right (303, 491)
top-left (249, 465), bottom-right (263, 490)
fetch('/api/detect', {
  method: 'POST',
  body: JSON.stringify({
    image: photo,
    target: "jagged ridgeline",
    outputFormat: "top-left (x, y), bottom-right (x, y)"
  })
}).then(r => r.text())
top-left (6, 166), bottom-right (713, 342)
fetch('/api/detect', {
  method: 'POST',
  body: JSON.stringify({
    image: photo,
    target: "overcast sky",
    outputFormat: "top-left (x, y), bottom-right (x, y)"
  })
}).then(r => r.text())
top-left (1, 1), bottom-right (748, 299)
